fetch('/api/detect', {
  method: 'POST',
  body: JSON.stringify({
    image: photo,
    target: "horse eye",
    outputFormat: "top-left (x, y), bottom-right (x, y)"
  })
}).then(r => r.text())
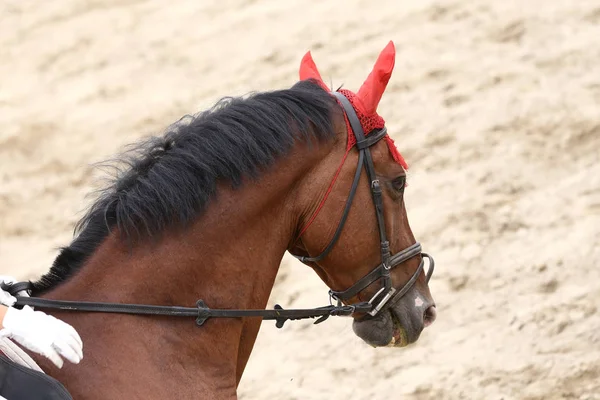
top-left (391, 176), bottom-right (406, 192)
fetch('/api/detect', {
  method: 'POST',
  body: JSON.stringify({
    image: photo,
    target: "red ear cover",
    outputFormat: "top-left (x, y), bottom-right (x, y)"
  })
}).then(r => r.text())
top-left (356, 41), bottom-right (396, 115)
top-left (298, 42), bottom-right (407, 170)
top-left (299, 51), bottom-right (330, 91)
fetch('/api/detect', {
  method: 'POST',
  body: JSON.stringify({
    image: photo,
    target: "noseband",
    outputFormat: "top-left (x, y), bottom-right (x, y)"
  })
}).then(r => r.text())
top-left (2, 91), bottom-right (434, 328)
top-left (291, 91), bottom-right (434, 317)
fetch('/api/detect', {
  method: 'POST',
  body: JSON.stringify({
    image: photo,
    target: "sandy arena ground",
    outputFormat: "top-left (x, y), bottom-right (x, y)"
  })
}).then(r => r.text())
top-left (1, 1), bottom-right (599, 399)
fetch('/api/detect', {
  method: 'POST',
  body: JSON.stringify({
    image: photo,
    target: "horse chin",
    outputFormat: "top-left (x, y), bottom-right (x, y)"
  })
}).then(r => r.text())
top-left (352, 309), bottom-right (420, 348)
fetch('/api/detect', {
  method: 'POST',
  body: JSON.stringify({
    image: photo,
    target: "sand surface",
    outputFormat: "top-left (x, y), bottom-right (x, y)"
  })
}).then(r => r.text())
top-left (1, 1), bottom-right (599, 399)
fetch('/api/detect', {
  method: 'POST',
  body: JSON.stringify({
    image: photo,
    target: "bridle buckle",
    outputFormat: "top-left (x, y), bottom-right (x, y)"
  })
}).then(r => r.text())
top-left (367, 287), bottom-right (396, 316)
top-left (328, 289), bottom-right (342, 307)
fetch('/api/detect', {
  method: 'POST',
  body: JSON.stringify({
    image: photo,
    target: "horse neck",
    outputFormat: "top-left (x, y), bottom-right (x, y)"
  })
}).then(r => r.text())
top-left (33, 139), bottom-right (335, 399)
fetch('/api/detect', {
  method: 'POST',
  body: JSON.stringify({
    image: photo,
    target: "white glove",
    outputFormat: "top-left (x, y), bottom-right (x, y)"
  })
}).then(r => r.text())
top-left (0, 275), bottom-right (29, 307)
top-left (0, 275), bottom-right (83, 368)
top-left (0, 306), bottom-right (83, 368)
top-left (1, 305), bottom-right (83, 369)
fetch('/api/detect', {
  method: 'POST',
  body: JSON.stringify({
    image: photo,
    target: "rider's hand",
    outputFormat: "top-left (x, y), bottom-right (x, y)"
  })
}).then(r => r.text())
top-left (1, 305), bottom-right (83, 369)
top-left (0, 275), bottom-right (29, 307)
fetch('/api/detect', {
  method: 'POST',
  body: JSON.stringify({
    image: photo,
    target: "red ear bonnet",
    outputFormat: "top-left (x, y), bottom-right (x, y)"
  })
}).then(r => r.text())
top-left (298, 41), bottom-right (407, 169)
top-left (299, 51), bottom-right (330, 91)
top-left (357, 41), bottom-right (396, 116)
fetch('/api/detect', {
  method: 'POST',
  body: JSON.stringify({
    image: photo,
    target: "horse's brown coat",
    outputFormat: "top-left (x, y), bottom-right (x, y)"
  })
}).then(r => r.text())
top-left (26, 52), bottom-right (435, 400)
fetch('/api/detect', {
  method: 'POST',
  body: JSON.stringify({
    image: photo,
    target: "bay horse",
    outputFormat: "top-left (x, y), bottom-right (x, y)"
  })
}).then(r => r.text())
top-left (6, 41), bottom-right (436, 399)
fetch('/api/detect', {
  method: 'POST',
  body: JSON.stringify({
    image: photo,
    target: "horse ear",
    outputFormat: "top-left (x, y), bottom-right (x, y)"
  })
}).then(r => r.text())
top-left (356, 41), bottom-right (396, 115)
top-left (299, 51), bottom-right (329, 90)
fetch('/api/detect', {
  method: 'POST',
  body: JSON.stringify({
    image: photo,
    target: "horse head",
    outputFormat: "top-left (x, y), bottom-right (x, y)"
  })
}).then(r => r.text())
top-left (289, 41), bottom-right (437, 347)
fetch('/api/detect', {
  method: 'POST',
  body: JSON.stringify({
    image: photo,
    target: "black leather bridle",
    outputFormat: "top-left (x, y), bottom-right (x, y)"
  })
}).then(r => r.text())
top-left (291, 92), bottom-right (434, 317)
top-left (1, 91), bottom-right (434, 328)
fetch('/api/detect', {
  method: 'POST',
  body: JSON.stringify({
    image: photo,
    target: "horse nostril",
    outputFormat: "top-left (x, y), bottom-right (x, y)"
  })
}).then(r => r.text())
top-left (423, 305), bottom-right (437, 328)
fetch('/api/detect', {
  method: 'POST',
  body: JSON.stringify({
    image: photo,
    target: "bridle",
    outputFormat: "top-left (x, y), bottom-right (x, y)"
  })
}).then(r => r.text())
top-left (290, 91), bottom-right (434, 317)
top-left (1, 91), bottom-right (434, 328)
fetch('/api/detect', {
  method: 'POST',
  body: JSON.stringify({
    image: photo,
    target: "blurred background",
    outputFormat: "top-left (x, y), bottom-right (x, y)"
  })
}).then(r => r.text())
top-left (1, 1), bottom-right (599, 399)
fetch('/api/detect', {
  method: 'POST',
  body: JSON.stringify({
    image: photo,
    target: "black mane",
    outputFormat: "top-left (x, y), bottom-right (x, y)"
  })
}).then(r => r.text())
top-left (31, 80), bottom-right (336, 294)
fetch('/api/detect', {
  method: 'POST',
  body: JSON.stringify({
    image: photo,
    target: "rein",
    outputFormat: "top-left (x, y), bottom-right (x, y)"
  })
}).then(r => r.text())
top-left (1, 281), bottom-right (371, 329)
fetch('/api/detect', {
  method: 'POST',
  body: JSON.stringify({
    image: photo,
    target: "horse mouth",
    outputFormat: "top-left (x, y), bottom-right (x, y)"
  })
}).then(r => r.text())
top-left (352, 308), bottom-right (418, 348)
top-left (388, 312), bottom-right (410, 347)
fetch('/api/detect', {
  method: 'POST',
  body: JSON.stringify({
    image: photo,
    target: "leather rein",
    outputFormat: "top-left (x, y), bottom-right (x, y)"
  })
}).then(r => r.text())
top-left (1, 91), bottom-right (434, 329)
